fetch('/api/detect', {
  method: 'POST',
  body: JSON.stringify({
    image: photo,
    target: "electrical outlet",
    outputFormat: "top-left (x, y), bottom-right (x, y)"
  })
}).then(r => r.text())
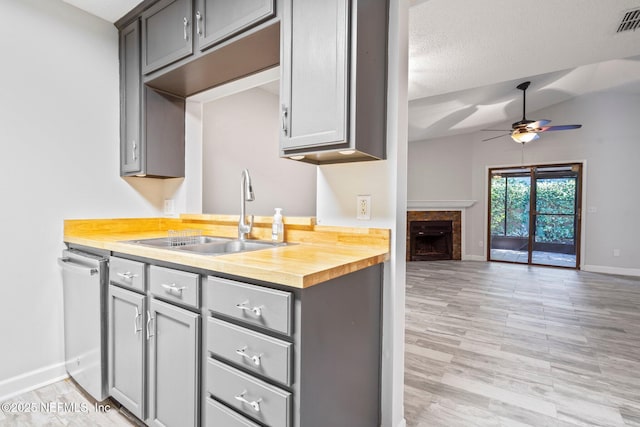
top-left (357, 195), bottom-right (371, 220)
top-left (164, 199), bottom-right (175, 216)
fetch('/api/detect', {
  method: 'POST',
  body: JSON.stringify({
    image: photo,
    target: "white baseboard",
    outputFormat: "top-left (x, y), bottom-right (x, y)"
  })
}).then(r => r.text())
top-left (463, 254), bottom-right (486, 261)
top-left (582, 264), bottom-right (640, 278)
top-left (0, 362), bottom-right (68, 402)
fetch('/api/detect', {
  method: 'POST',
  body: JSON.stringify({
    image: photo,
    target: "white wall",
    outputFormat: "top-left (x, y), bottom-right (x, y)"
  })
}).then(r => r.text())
top-left (408, 91), bottom-right (640, 275)
top-left (0, 0), bottom-right (170, 400)
top-left (201, 88), bottom-right (316, 216)
top-left (316, 1), bottom-right (409, 425)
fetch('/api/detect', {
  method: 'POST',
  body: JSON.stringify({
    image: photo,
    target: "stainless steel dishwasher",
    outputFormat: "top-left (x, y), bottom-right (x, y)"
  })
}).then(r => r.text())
top-left (58, 248), bottom-right (108, 401)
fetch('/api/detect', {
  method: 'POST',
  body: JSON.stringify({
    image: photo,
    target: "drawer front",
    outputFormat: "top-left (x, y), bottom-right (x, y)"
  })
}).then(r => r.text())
top-left (205, 398), bottom-right (259, 427)
top-left (207, 317), bottom-right (292, 386)
top-left (206, 358), bottom-right (291, 427)
top-left (149, 265), bottom-right (199, 308)
top-left (207, 277), bottom-right (292, 335)
top-left (109, 257), bottom-right (145, 292)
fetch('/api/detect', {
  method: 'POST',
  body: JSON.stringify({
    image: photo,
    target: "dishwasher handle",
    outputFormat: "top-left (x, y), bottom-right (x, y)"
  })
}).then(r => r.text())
top-left (58, 257), bottom-right (99, 276)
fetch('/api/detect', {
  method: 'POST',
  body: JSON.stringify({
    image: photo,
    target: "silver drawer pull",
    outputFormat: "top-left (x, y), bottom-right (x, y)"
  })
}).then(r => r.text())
top-left (162, 283), bottom-right (186, 295)
top-left (235, 301), bottom-right (262, 316)
top-left (117, 271), bottom-right (138, 280)
top-left (235, 346), bottom-right (262, 366)
top-left (234, 391), bottom-right (261, 412)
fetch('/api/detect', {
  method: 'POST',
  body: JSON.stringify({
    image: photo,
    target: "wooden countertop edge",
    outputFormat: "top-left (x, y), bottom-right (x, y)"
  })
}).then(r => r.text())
top-left (63, 233), bottom-right (390, 289)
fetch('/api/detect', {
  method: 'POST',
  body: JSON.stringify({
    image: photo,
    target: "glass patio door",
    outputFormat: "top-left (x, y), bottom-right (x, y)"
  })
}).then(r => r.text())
top-left (488, 164), bottom-right (582, 268)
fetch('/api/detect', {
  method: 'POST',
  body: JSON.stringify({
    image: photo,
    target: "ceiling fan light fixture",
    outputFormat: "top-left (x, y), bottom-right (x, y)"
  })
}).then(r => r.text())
top-left (511, 130), bottom-right (538, 144)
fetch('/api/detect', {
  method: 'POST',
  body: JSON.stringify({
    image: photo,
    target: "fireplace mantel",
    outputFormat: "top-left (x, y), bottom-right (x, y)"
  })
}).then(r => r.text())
top-left (407, 200), bottom-right (476, 210)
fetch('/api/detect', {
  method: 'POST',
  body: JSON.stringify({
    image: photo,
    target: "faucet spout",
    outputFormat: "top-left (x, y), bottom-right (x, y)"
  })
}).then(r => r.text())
top-left (238, 169), bottom-right (254, 240)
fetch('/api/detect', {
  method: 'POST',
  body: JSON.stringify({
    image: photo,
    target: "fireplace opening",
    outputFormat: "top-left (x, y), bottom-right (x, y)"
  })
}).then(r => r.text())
top-left (409, 220), bottom-right (453, 261)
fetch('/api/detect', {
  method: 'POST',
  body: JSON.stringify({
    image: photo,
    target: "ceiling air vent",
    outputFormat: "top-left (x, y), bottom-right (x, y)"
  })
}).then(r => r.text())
top-left (617, 8), bottom-right (640, 33)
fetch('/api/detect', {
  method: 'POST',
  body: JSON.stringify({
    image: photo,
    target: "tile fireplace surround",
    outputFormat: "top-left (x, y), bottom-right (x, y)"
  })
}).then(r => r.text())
top-left (407, 211), bottom-right (462, 261)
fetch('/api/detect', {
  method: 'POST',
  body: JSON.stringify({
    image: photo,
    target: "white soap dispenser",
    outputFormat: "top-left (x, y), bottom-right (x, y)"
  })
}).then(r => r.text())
top-left (271, 208), bottom-right (284, 243)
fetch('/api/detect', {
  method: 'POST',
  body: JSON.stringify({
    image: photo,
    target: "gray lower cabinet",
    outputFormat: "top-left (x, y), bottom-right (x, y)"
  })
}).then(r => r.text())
top-left (204, 266), bottom-right (382, 427)
top-left (108, 257), bottom-right (200, 427)
top-left (147, 298), bottom-right (199, 427)
top-left (195, 0), bottom-right (275, 51)
top-left (280, 0), bottom-right (388, 164)
top-left (108, 285), bottom-right (146, 420)
top-left (141, 0), bottom-right (193, 75)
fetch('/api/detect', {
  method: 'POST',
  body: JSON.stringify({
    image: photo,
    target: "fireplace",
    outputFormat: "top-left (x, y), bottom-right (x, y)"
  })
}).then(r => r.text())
top-left (409, 221), bottom-right (453, 261)
top-left (407, 211), bottom-right (462, 261)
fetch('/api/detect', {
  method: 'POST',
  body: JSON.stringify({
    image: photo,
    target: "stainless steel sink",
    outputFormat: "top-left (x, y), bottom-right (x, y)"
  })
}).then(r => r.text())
top-left (175, 239), bottom-right (283, 255)
top-left (125, 236), bottom-right (232, 248)
top-left (123, 236), bottom-right (286, 255)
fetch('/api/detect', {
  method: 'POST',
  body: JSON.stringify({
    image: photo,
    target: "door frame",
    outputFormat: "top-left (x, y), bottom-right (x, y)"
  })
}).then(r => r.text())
top-left (486, 161), bottom-right (583, 269)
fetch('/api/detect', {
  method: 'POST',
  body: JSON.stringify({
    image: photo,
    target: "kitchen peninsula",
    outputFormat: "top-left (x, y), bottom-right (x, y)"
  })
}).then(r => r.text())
top-left (63, 214), bottom-right (389, 427)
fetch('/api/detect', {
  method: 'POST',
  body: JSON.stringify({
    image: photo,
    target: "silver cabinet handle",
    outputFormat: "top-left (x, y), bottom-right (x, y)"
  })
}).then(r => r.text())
top-left (235, 301), bottom-right (262, 317)
top-left (234, 391), bottom-right (261, 412)
top-left (196, 11), bottom-right (202, 36)
top-left (117, 271), bottom-right (138, 280)
top-left (162, 283), bottom-right (186, 295)
top-left (146, 310), bottom-right (154, 340)
top-left (183, 17), bottom-right (189, 40)
top-left (132, 140), bottom-right (137, 161)
top-left (235, 346), bottom-right (262, 366)
top-left (281, 105), bottom-right (288, 136)
top-left (134, 307), bottom-right (142, 334)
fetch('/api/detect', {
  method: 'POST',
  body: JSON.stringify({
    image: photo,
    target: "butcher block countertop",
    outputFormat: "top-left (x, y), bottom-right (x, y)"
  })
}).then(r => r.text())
top-left (64, 214), bottom-right (390, 288)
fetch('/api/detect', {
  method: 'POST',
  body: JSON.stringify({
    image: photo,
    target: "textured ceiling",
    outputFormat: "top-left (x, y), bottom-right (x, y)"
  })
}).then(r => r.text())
top-left (408, 0), bottom-right (640, 141)
top-left (63, 0), bottom-right (640, 142)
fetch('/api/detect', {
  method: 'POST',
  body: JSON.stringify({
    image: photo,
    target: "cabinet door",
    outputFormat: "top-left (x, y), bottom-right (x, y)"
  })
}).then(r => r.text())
top-left (148, 298), bottom-right (199, 427)
top-left (120, 20), bottom-right (142, 175)
top-left (142, 0), bottom-right (193, 74)
top-left (108, 285), bottom-right (146, 420)
top-left (280, 0), bottom-right (349, 150)
top-left (195, 0), bottom-right (275, 51)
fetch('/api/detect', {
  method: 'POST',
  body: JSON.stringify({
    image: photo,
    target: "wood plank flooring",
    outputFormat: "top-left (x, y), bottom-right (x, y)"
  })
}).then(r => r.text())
top-left (405, 260), bottom-right (640, 427)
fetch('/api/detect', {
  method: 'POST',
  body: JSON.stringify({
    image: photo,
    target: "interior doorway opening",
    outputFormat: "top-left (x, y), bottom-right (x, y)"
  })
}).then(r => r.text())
top-left (488, 163), bottom-right (582, 269)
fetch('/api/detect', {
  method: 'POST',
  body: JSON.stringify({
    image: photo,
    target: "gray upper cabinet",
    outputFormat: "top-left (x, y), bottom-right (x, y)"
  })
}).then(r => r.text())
top-left (195, 0), bottom-right (275, 52)
top-left (119, 16), bottom-right (186, 178)
top-left (108, 285), bottom-right (146, 420)
top-left (142, 0), bottom-right (193, 75)
top-left (120, 20), bottom-right (142, 175)
top-left (280, 0), bottom-right (388, 164)
top-left (147, 298), bottom-right (199, 427)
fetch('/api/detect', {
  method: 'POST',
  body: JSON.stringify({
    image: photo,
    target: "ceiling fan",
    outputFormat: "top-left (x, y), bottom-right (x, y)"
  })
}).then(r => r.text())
top-left (482, 81), bottom-right (582, 144)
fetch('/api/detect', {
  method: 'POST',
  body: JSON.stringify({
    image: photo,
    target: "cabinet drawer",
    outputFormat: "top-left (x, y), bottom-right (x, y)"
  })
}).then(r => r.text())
top-left (109, 257), bottom-right (145, 292)
top-left (206, 277), bottom-right (292, 335)
top-left (207, 317), bottom-right (292, 386)
top-left (149, 265), bottom-right (199, 308)
top-left (206, 358), bottom-right (291, 427)
top-left (205, 398), bottom-right (259, 427)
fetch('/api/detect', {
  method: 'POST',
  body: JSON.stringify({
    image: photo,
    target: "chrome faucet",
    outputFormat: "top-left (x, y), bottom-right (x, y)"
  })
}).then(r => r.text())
top-left (238, 169), bottom-right (255, 241)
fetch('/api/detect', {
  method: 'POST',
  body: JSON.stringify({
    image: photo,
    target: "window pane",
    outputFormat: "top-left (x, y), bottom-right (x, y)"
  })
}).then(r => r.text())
top-left (490, 176), bottom-right (506, 236)
top-left (536, 178), bottom-right (576, 215)
top-left (505, 176), bottom-right (530, 237)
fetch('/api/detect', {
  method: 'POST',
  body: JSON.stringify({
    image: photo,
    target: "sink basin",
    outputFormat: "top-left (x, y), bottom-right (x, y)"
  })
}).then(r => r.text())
top-left (123, 236), bottom-right (286, 256)
top-left (125, 235), bottom-right (231, 248)
top-left (176, 239), bottom-right (284, 255)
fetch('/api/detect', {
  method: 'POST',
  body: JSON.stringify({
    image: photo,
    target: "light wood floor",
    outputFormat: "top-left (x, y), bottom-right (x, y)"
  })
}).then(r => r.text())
top-left (405, 260), bottom-right (640, 427)
top-left (3, 261), bottom-right (639, 426)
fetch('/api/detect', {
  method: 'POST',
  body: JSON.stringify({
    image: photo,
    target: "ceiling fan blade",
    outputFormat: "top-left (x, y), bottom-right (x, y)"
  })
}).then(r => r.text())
top-left (527, 119), bottom-right (551, 129)
top-left (482, 133), bottom-right (509, 142)
top-left (538, 124), bottom-right (582, 132)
